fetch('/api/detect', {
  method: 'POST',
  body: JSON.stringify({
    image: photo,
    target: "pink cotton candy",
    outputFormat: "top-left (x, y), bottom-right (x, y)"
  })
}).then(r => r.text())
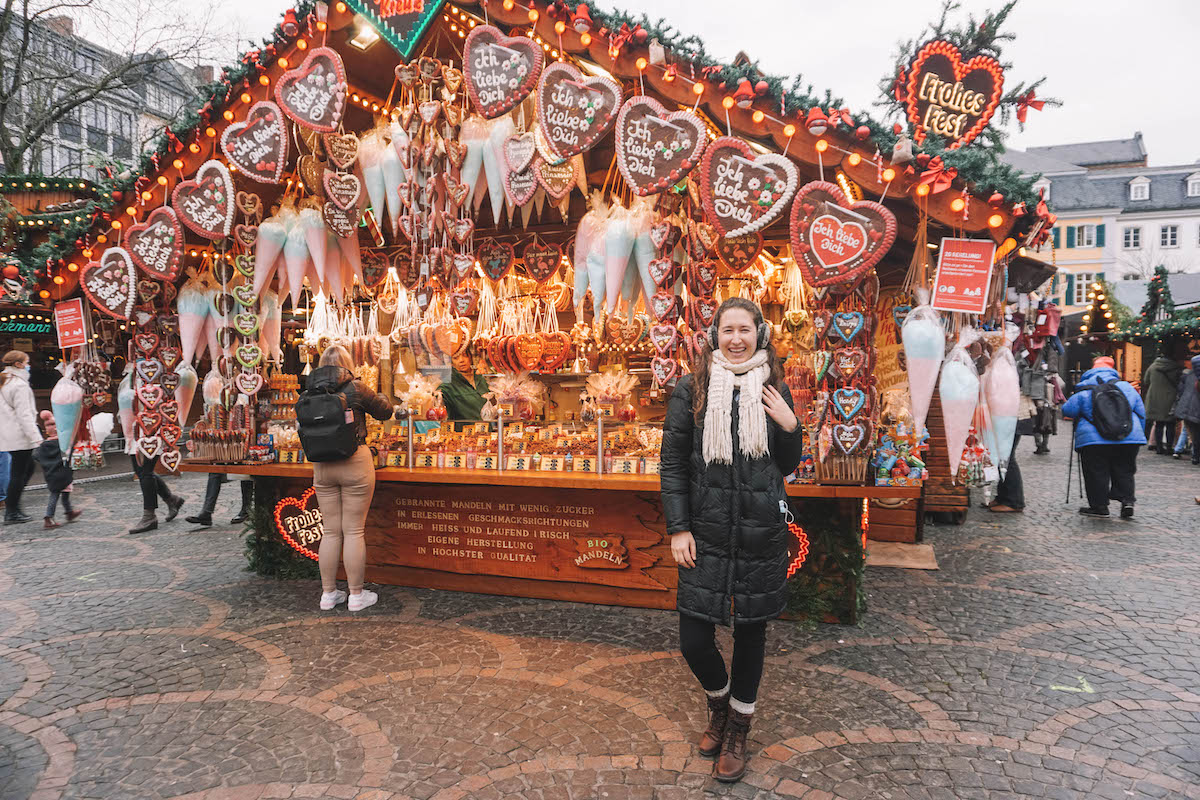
top-left (253, 220), bottom-right (287, 296)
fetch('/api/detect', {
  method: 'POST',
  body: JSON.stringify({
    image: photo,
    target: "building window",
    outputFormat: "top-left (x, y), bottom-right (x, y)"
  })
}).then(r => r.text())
top-left (85, 102), bottom-right (108, 151)
top-left (1075, 224), bottom-right (1096, 248)
top-left (1122, 227), bottom-right (1141, 249)
top-left (1130, 178), bottom-right (1150, 201)
top-left (112, 110), bottom-right (133, 158)
top-left (1074, 272), bottom-right (1094, 306)
top-left (1161, 225), bottom-right (1179, 248)
top-left (1188, 177), bottom-right (1200, 197)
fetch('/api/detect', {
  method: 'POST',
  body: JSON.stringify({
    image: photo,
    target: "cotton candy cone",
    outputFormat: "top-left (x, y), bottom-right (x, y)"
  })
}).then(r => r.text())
top-left (202, 369), bottom-right (224, 407)
top-left (939, 359), bottom-right (979, 479)
top-left (117, 372), bottom-right (136, 445)
top-left (177, 280), bottom-right (210, 366)
top-left (359, 133), bottom-right (387, 224)
top-left (484, 115), bottom-right (515, 224)
top-left (202, 310), bottom-right (222, 360)
top-left (253, 220), bottom-right (287, 295)
top-left (258, 290), bottom-right (283, 363)
top-left (283, 223), bottom-right (309, 305)
top-left (603, 208), bottom-right (634, 312)
top-left (901, 312), bottom-right (945, 434)
top-left (300, 208), bottom-right (327, 284)
top-left (983, 349), bottom-right (1020, 472)
top-left (51, 376), bottom-right (84, 455)
top-left (389, 119), bottom-right (410, 178)
top-left (322, 231), bottom-right (343, 299)
top-left (175, 364), bottom-right (198, 420)
top-left (336, 231), bottom-right (362, 284)
top-left (461, 115), bottom-right (488, 208)
top-left (381, 145), bottom-right (404, 232)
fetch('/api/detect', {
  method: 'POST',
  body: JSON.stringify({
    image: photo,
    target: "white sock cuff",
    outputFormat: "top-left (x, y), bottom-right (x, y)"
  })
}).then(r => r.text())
top-left (729, 696), bottom-right (755, 715)
top-left (705, 680), bottom-right (731, 699)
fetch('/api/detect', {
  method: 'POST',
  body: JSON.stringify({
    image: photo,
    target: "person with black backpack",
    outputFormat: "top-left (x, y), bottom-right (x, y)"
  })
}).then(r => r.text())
top-left (1061, 356), bottom-right (1147, 518)
top-left (299, 344), bottom-right (392, 611)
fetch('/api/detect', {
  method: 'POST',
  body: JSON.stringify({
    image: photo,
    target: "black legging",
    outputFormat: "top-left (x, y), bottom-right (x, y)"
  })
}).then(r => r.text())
top-left (132, 455), bottom-right (172, 511)
top-left (5, 449), bottom-right (35, 516)
top-left (679, 614), bottom-right (768, 704)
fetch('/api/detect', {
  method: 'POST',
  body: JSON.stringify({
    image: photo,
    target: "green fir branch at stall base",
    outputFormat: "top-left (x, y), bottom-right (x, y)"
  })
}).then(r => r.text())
top-left (785, 513), bottom-right (866, 625)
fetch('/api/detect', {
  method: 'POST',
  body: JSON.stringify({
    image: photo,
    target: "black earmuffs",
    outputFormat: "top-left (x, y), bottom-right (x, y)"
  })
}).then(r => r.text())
top-left (708, 321), bottom-right (772, 351)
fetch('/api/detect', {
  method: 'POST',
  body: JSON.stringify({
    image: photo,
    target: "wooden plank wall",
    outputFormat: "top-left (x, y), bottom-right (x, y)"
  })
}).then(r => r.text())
top-left (922, 394), bottom-right (970, 521)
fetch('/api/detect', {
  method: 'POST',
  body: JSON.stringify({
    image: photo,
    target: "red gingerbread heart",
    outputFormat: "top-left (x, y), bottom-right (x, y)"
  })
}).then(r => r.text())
top-left (789, 180), bottom-right (897, 288)
top-left (615, 96), bottom-right (707, 196)
top-left (904, 40), bottom-right (1003, 150)
top-left (274, 46), bottom-right (347, 133)
top-left (124, 207), bottom-right (183, 282)
top-left (220, 101), bottom-right (288, 184)
top-left (536, 62), bottom-right (621, 162)
top-left (171, 160), bottom-right (234, 240)
top-left (464, 25), bottom-right (544, 119)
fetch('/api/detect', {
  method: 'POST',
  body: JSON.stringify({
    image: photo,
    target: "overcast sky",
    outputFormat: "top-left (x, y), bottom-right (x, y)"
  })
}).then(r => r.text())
top-left (224, 0), bottom-right (1200, 167)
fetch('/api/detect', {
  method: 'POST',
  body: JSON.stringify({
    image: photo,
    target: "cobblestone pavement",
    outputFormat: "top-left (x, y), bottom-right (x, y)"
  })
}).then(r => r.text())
top-left (1, 442), bottom-right (1199, 800)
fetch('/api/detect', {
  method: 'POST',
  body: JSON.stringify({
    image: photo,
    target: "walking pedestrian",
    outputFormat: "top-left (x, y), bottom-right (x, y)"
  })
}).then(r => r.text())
top-left (185, 474), bottom-right (253, 527)
top-left (1171, 355), bottom-right (1200, 465)
top-left (0, 351), bottom-right (45, 524)
top-left (33, 411), bottom-right (81, 529)
top-left (659, 298), bottom-right (804, 783)
top-left (1142, 354), bottom-right (1182, 454)
top-left (1062, 356), bottom-right (1146, 518)
top-left (303, 345), bottom-right (392, 612)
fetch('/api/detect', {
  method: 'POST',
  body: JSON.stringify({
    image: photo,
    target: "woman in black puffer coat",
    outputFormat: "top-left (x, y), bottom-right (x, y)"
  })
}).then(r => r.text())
top-left (660, 298), bottom-right (803, 783)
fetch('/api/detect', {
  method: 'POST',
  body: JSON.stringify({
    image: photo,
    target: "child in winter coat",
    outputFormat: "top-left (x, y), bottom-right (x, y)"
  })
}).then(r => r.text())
top-left (33, 410), bottom-right (81, 529)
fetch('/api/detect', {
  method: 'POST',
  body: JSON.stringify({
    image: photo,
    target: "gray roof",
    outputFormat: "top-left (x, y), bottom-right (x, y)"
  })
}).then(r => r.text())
top-left (1114, 272), bottom-right (1200, 312)
top-left (1026, 133), bottom-right (1147, 168)
top-left (1022, 165), bottom-right (1200, 213)
top-left (998, 148), bottom-right (1084, 176)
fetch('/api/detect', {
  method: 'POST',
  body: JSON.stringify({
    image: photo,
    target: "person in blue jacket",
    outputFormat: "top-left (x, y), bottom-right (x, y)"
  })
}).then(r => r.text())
top-left (1061, 356), bottom-right (1147, 518)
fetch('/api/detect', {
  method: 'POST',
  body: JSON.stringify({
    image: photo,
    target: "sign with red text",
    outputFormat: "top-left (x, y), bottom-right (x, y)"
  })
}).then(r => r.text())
top-left (931, 238), bottom-right (996, 314)
top-left (905, 40), bottom-right (1004, 150)
top-left (54, 298), bottom-right (87, 349)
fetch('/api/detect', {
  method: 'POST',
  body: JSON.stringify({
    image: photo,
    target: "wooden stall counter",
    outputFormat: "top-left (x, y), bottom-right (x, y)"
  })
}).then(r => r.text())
top-left (184, 463), bottom-right (912, 623)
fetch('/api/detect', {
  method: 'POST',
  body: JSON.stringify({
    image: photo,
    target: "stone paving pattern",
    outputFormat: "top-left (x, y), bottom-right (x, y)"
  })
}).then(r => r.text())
top-left (1, 443), bottom-right (1199, 799)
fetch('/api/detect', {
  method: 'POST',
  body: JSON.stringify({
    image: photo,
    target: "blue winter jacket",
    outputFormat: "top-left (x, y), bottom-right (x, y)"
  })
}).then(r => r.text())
top-left (1061, 366), bottom-right (1147, 448)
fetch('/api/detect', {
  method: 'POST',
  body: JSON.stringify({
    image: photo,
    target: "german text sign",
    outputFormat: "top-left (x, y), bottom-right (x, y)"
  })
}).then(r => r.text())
top-left (931, 238), bottom-right (996, 314)
top-left (55, 298), bottom-right (87, 349)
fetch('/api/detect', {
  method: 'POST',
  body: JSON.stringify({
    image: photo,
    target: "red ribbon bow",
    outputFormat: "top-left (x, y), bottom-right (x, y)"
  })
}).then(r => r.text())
top-left (1016, 90), bottom-right (1045, 124)
top-left (609, 23), bottom-right (643, 54)
top-left (892, 69), bottom-right (907, 102)
top-left (917, 156), bottom-right (958, 194)
top-left (827, 108), bottom-right (854, 128)
top-left (700, 64), bottom-right (723, 80)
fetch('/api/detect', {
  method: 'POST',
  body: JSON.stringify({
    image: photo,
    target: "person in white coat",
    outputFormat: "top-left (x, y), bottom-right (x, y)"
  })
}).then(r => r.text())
top-left (0, 351), bottom-right (45, 524)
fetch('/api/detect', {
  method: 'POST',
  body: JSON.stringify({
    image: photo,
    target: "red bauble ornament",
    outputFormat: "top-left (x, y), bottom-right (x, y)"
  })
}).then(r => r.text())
top-left (754, 80), bottom-right (769, 95)
top-left (633, 27), bottom-right (647, 43)
top-left (111, 190), bottom-right (123, 201)
top-left (988, 191), bottom-right (1005, 207)
top-left (855, 125), bottom-right (871, 140)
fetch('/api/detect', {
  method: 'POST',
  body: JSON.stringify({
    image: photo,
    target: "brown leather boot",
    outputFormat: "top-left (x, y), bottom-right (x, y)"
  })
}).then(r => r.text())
top-left (714, 708), bottom-right (753, 782)
top-left (697, 693), bottom-right (729, 757)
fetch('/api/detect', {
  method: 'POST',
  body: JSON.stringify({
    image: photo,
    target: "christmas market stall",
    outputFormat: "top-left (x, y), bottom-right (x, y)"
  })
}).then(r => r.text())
top-left (53, 0), bottom-right (1056, 622)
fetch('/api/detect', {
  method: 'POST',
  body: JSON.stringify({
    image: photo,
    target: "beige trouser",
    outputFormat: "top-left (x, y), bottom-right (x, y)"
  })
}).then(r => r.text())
top-left (313, 446), bottom-right (376, 593)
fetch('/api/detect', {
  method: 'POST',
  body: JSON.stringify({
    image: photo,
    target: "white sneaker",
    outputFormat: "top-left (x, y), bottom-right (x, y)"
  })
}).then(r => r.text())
top-left (348, 590), bottom-right (377, 612)
top-left (320, 590), bottom-right (347, 610)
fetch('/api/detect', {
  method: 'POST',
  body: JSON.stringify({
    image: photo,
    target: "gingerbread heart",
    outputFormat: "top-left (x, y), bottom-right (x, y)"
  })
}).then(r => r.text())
top-left (236, 191), bottom-right (262, 218)
top-left (464, 25), bottom-right (544, 119)
top-left (690, 296), bottom-right (718, 329)
top-left (161, 372), bottom-right (180, 392)
top-left (686, 260), bottom-right (719, 296)
top-left (615, 95), bottom-right (707, 196)
top-left (505, 165), bottom-right (539, 208)
top-left (234, 370), bottom-right (264, 396)
top-left (160, 347), bottom-right (182, 371)
top-left (323, 169), bottom-right (361, 210)
top-left (136, 358), bottom-right (164, 384)
top-left (159, 423), bottom-right (182, 446)
top-left (323, 202), bottom-right (358, 238)
top-left (789, 180), bottom-right (897, 288)
top-left (906, 40), bottom-right (1003, 150)
top-left (234, 313), bottom-right (260, 336)
top-left (536, 61), bottom-right (621, 161)
top-left (700, 136), bottom-right (798, 237)
top-left (648, 257), bottom-right (681, 290)
top-left (234, 224), bottom-right (258, 249)
top-left (124, 207), bottom-right (183, 282)
top-left (160, 400), bottom-right (180, 425)
top-left (235, 254), bottom-right (255, 278)
top-left (832, 387), bottom-right (867, 421)
top-left (539, 331), bottom-right (572, 372)
top-left (649, 290), bottom-right (681, 323)
top-left (233, 284), bottom-right (257, 307)
top-left (651, 355), bottom-right (679, 385)
top-left (832, 422), bottom-right (868, 455)
top-left (477, 240), bottom-right (515, 282)
top-left (451, 217), bottom-right (475, 244)
top-left (275, 46), bottom-right (347, 132)
top-left (171, 160), bottom-right (234, 240)
top-left (236, 344), bottom-right (263, 368)
top-left (831, 311), bottom-right (866, 344)
top-left (81, 248), bottom-right (137, 321)
top-left (514, 333), bottom-right (544, 371)
top-left (504, 133), bottom-right (538, 173)
top-left (133, 332), bottom-right (160, 356)
top-left (536, 158), bottom-right (575, 201)
top-left (649, 324), bottom-right (680, 355)
top-left (220, 100), bottom-right (288, 183)
top-left (649, 222), bottom-right (681, 253)
top-left (829, 348), bottom-right (868, 382)
top-left (159, 449), bottom-right (182, 472)
top-left (136, 411), bottom-right (161, 436)
top-left (137, 384), bottom-right (164, 409)
top-left (137, 435), bottom-right (164, 459)
top-left (716, 231), bottom-right (765, 274)
top-left (323, 132), bottom-right (359, 168)
top-left (522, 242), bottom-right (561, 284)
top-left (450, 287), bottom-right (479, 316)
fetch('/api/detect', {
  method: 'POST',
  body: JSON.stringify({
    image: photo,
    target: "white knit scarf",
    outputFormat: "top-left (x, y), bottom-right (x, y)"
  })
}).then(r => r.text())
top-left (703, 349), bottom-right (771, 465)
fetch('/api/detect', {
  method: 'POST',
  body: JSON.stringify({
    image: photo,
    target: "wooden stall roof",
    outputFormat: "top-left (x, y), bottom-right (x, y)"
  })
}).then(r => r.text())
top-left (180, 461), bottom-right (921, 498)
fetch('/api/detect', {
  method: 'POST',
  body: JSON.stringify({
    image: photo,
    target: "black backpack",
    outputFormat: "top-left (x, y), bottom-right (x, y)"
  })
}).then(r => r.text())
top-left (1087, 379), bottom-right (1133, 441)
top-left (297, 378), bottom-right (359, 462)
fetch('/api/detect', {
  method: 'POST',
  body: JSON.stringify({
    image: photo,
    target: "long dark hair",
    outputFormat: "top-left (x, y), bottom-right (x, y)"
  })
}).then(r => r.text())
top-left (691, 298), bottom-right (783, 423)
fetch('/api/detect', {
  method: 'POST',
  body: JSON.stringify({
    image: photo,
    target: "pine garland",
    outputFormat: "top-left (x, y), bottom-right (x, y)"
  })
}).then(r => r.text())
top-left (1113, 266), bottom-right (1194, 342)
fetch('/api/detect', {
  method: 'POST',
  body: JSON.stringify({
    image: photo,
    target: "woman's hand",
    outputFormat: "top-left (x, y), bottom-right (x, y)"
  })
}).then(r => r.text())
top-left (671, 531), bottom-right (697, 568)
top-left (762, 385), bottom-right (798, 432)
